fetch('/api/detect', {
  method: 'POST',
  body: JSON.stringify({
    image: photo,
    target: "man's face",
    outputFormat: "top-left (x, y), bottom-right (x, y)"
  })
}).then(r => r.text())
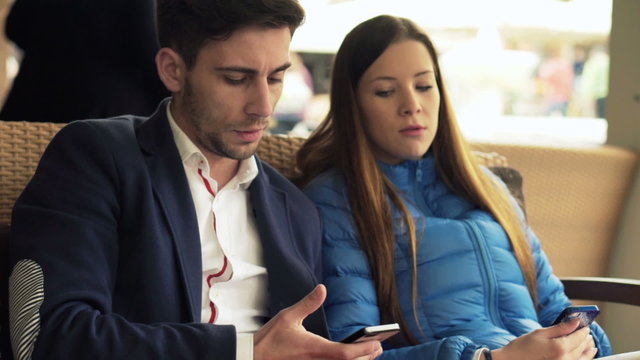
top-left (174, 26), bottom-right (292, 160)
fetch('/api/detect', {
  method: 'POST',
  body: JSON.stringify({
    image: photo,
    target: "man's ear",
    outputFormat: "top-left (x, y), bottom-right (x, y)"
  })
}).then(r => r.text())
top-left (156, 48), bottom-right (186, 93)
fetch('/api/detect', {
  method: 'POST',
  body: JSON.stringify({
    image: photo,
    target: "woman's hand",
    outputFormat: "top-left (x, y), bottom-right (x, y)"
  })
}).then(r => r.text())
top-left (490, 318), bottom-right (597, 360)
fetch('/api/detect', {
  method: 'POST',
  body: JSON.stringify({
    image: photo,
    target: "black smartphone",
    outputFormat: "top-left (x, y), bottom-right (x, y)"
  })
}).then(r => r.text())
top-left (340, 323), bottom-right (401, 343)
top-left (552, 305), bottom-right (600, 329)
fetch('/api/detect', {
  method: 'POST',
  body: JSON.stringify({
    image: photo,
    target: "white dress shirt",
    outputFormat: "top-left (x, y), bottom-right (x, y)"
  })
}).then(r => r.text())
top-left (167, 105), bottom-right (268, 359)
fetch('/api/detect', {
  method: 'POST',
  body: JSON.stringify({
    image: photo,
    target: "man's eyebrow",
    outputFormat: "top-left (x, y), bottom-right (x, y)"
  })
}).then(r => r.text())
top-left (273, 62), bottom-right (292, 74)
top-left (215, 62), bottom-right (292, 75)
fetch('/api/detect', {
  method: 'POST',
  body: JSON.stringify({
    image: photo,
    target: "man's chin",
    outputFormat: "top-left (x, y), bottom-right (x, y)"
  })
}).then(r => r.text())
top-left (219, 142), bottom-right (260, 161)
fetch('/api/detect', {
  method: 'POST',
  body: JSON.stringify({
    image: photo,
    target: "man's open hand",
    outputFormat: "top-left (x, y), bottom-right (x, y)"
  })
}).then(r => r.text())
top-left (254, 284), bottom-right (383, 360)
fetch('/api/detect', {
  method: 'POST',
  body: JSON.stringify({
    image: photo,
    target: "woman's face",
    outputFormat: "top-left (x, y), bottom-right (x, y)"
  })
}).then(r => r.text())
top-left (356, 39), bottom-right (440, 165)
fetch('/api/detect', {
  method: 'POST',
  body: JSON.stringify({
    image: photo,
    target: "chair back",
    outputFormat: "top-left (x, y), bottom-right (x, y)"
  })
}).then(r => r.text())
top-left (0, 122), bottom-right (510, 224)
top-left (0, 121), bottom-right (65, 224)
top-left (473, 142), bottom-right (639, 278)
top-left (255, 134), bottom-right (306, 179)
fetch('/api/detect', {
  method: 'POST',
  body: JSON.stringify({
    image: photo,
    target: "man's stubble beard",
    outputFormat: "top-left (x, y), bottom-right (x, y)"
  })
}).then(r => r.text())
top-left (184, 80), bottom-right (265, 161)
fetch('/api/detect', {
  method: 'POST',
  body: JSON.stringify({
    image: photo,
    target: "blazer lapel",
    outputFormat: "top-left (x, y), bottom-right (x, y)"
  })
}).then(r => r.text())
top-left (249, 161), bottom-right (317, 317)
top-left (137, 99), bottom-right (202, 322)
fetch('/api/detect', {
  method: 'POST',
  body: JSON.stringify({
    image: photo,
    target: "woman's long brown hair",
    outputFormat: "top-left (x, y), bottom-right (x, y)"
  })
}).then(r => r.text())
top-left (295, 15), bottom-right (537, 345)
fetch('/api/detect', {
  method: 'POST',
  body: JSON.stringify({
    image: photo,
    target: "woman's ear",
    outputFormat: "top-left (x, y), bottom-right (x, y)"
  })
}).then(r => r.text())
top-left (156, 48), bottom-right (186, 93)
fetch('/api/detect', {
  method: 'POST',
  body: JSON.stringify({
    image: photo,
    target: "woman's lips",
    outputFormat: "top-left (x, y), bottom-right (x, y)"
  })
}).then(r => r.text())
top-left (399, 125), bottom-right (426, 136)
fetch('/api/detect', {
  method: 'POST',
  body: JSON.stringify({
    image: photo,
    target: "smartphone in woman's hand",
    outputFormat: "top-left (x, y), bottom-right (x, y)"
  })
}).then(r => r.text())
top-left (552, 305), bottom-right (600, 330)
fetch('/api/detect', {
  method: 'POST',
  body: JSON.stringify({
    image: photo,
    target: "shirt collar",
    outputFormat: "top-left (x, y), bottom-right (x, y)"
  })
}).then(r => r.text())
top-left (166, 102), bottom-right (259, 190)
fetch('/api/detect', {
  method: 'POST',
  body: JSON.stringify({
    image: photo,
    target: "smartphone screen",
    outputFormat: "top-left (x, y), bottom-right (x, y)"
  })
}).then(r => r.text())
top-left (552, 305), bottom-right (600, 329)
top-left (340, 323), bottom-right (401, 343)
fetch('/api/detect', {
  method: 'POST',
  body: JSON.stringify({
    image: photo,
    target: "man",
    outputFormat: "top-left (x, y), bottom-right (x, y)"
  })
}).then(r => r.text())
top-left (8, 1), bottom-right (382, 359)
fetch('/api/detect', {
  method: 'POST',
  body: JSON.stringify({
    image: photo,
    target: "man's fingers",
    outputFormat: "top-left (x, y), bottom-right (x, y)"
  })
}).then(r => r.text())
top-left (283, 284), bottom-right (327, 323)
top-left (323, 339), bottom-right (382, 360)
top-left (254, 285), bottom-right (384, 360)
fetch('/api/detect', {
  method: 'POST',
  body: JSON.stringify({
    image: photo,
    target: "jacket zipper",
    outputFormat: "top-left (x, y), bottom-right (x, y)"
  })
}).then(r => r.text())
top-left (412, 166), bottom-right (431, 217)
top-left (465, 220), bottom-right (506, 329)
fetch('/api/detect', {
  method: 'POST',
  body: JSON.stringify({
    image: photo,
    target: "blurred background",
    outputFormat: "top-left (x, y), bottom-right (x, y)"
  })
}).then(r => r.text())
top-left (0, 0), bottom-right (614, 145)
top-left (276, 0), bottom-right (612, 146)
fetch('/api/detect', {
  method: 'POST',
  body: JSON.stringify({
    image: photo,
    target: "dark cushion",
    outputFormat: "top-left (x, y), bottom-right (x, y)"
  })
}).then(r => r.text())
top-left (489, 166), bottom-right (526, 215)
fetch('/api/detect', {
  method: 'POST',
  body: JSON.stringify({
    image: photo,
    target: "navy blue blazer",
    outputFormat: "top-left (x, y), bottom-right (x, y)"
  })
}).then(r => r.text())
top-left (9, 100), bottom-right (328, 359)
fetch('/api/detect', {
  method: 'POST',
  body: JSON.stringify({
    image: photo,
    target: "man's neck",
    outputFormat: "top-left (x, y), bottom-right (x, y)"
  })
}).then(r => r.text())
top-left (168, 100), bottom-right (241, 189)
top-left (205, 153), bottom-right (240, 190)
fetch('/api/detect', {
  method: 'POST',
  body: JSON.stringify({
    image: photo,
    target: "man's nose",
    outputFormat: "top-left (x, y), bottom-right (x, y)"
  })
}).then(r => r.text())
top-left (246, 79), bottom-right (273, 118)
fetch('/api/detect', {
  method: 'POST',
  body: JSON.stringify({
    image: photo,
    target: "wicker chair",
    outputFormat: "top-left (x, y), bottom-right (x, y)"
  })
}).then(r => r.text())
top-left (0, 121), bottom-right (512, 223)
top-left (0, 121), bottom-right (64, 224)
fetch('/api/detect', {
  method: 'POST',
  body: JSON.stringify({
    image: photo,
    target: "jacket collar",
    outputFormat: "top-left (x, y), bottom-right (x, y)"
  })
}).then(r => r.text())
top-left (378, 153), bottom-right (437, 191)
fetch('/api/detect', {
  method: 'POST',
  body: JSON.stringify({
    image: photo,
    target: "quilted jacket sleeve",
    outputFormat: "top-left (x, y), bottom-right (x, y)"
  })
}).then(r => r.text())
top-left (485, 168), bottom-right (612, 357)
top-left (527, 226), bottom-right (612, 356)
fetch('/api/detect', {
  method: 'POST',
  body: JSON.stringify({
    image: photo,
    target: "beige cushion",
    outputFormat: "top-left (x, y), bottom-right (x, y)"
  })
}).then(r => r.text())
top-left (472, 142), bottom-right (639, 277)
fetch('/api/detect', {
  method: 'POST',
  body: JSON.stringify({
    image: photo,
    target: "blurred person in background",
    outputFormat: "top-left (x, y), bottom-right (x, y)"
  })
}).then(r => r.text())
top-left (536, 44), bottom-right (574, 117)
top-left (271, 52), bottom-right (313, 134)
top-left (581, 45), bottom-right (609, 119)
top-left (568, 45), bottom-right (589, 117)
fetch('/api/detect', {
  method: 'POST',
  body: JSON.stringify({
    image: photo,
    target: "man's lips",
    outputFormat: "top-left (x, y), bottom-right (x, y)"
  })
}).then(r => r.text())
top-left (234, 127), bottom-right (265, 142)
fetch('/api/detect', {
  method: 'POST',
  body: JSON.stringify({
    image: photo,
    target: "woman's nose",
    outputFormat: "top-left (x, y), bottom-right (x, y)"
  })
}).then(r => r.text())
top-left (399, 91), bottom-right (422, 116)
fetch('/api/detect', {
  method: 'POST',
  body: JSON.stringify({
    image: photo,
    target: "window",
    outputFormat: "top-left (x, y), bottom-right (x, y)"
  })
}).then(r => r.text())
top-left (286, 0), bottom-right (611, 145)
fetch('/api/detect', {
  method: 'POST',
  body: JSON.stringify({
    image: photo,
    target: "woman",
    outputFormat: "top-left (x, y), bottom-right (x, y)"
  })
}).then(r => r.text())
top-left (295, 15), bottom-right (611, 359)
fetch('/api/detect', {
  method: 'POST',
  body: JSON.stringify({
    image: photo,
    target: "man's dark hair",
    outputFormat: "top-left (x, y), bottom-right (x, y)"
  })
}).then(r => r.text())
top-left (157, 0), bottom-right (305, 68)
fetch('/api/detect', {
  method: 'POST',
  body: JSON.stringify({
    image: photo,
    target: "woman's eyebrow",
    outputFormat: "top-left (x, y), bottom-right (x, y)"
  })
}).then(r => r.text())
top-left (369, 70), bottom-right (434, 83)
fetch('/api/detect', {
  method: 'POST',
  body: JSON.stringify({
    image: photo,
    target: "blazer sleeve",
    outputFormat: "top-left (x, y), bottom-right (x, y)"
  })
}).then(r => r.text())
top-left (9, 121), bottom-right (237, 359)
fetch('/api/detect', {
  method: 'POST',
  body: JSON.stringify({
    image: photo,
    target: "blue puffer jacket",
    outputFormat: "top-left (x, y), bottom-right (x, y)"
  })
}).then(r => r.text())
top-left (304, 155), bottom-right (612, 359)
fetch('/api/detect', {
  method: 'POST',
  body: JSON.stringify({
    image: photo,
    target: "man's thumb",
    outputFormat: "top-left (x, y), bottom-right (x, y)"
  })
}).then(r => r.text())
top-left (287, 284), bottom-right (326, 321)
